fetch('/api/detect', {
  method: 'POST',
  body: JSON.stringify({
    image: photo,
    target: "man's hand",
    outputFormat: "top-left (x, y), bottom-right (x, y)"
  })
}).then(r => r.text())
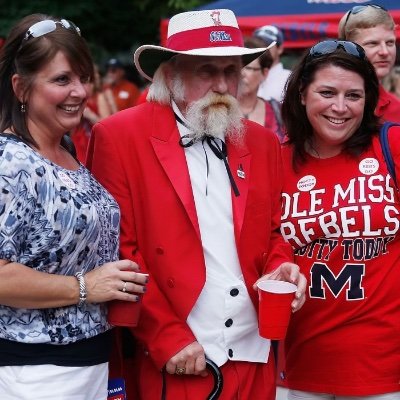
top-left (254, 262), bottom-right (307, 312)
top-left (165, 341), bottom-right (208, 377)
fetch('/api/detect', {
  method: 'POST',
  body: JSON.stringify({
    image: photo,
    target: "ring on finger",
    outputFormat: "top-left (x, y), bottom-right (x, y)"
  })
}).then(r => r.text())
top-left (175, 366), bottom-right (186, 375)
top-left (122, 281), bottom-right (127, 293)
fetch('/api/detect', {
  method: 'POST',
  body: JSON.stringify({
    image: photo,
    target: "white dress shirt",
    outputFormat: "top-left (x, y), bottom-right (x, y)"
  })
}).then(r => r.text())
top-left (257, 62), bottom-right (291, 102)
top-left (172, 103), bottom-right (270, 367)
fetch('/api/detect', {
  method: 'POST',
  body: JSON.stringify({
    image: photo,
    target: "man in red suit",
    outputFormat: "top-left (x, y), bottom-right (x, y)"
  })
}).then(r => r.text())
top-left (87, 9), bottom-right (306, 400)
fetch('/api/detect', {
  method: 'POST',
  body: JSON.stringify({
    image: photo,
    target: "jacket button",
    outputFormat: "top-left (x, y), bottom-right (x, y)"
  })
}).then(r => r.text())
top-left (230, 288), bottom-right (239, 297)
top-left (225, 318), bottom-right (233, 328)
top-left (156, 247), bottom-right (164, 255)
top-left (167, 278), bottom-right (175, 288)
top-left (228, 349), bottom-right (233, 357)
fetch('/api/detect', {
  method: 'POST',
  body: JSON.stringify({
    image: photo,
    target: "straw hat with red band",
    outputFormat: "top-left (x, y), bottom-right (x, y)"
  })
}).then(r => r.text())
top-left (134, 9), bottom-right (275, 82)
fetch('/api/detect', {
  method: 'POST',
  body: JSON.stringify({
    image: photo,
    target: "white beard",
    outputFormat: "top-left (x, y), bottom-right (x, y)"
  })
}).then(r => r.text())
top-left (183, 91), bottom-right (245, 145)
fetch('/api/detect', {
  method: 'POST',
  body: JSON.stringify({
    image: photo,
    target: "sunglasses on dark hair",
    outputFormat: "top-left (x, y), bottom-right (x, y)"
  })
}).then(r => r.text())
top-left (22, 19), bottom-right (81, 43)
top-left (307, 40), bottom-right (366, 61)
top-left (343, 4), bottom-right (388, 32)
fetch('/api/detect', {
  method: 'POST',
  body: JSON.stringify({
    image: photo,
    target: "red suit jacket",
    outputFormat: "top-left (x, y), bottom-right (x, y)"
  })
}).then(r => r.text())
top-left (377, 85), bottom-right (400, 123)
top-left (87, 101), bottom-right (293, 374)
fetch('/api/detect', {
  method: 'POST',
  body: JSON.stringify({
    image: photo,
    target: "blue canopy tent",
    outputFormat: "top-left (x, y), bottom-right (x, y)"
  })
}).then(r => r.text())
top-left (160, 0), bottom-right (400, 49)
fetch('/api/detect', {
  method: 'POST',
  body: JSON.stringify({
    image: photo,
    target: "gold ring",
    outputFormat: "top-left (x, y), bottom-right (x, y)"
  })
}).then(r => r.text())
top-left (122, 281), bottom-right (127, 293)
top-left (175, 366), bottom-right (186, 375)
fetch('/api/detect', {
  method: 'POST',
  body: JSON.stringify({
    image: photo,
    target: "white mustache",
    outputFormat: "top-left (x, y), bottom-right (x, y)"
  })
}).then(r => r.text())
top-left (185, 92), bottom-right (244, 144)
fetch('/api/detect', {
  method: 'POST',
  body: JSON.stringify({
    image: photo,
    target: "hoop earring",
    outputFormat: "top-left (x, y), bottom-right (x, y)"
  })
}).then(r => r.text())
top-left (20, 103), bottom-right (26, 113)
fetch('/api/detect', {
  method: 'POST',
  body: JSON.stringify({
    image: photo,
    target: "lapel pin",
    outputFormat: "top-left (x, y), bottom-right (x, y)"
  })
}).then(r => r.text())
top-left (237, 164), bottom-right (245, 179)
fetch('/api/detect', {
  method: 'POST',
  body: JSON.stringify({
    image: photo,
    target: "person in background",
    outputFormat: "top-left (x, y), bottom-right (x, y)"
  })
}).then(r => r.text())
top-left (0, 13), bottom-right (148, 400)
top-left (338, 4), bottom-right (400, 123)
top-left (87, 8), bottom-right (306, 400)
top-left (383, 65), bottom-right (400, 100)
top-left (103, 57), bottom-right (140, 111)
top-left (238, 36), bottom-right (285, 142)
top-left (71, 63), bottom-right (117, 162)
top-left (84, 64), bottom-right (118, 123)
top-left (280, 39), bottom-right (400, 399)
top-left (253, 25), bottom-right (291, 102)
top-left (135, 85), bottom-right (150, 105)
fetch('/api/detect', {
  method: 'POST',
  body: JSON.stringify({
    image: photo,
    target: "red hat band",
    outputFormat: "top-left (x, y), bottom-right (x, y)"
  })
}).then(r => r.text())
top-left (166, 25), bottom-right (244, 52)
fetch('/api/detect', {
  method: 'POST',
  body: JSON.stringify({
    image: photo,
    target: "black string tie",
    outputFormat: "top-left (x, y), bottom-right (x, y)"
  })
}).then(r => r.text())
top-left (176, 113), bottom-right (240, 197)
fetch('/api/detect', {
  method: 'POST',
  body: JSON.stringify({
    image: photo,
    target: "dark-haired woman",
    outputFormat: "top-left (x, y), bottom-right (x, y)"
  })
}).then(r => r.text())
top-left (280, 40), bottom-right (400, 399)
top-left (0, 14), bottom-right (147, 399)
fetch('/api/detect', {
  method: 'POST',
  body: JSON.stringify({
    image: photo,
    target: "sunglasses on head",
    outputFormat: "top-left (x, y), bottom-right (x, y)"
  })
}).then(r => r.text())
top-left (343, 4), bottom-right (387, 32)
top-left (22, 19), bottom-right (81, 43)
top-left (307, 40), bottom-right (366, 61)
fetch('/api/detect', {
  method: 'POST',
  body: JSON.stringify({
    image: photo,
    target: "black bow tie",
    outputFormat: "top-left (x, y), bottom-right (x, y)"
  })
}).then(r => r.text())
top-left (176, 113), bottom-right (240, 197)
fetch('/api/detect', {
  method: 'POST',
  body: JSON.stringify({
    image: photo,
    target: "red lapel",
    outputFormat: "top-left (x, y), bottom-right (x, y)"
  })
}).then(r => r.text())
top-left (150, 108), bottom-right (201, 239)
top-left (227, 138), bottom-right (250, 242)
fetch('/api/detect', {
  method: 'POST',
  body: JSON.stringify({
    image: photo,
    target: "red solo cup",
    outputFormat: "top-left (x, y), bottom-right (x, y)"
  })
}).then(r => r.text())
top-left (257, 280), bottom-right (297, 340)
top-left (107, 296), bottom-right (142, 327)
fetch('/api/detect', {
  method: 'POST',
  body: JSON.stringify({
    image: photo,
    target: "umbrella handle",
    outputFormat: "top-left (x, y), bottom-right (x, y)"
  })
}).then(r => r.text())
top-left (205, 357), bottom-right (223, 400)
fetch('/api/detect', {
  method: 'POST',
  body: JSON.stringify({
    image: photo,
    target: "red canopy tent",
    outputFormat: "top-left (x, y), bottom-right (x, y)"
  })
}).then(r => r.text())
top-left (160, 0), bottom-right (400, 49)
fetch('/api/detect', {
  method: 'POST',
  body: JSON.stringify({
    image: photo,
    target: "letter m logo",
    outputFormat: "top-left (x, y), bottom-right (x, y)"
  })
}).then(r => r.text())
top-left (309, 263), bottom-right (365, 300)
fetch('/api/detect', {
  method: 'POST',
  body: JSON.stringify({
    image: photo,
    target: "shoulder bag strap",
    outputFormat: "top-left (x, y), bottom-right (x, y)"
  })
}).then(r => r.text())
top-left (379, 121), bottom-right (399, 188)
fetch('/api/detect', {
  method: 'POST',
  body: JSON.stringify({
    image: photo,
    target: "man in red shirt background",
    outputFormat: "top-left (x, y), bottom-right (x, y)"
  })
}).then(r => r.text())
top-left (103, 58), bottom-right (140, 110)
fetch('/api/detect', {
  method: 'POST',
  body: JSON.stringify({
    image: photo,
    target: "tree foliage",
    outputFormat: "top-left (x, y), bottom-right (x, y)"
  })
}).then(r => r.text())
top-left (0, 0), bottom-right (209, 64)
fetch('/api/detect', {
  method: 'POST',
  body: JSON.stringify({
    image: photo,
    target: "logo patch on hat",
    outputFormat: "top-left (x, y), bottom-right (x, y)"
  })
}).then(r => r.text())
top-left (210, 10), bottom-right (222, 26)
top-left (210, 31), bottom-right (232, 42)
